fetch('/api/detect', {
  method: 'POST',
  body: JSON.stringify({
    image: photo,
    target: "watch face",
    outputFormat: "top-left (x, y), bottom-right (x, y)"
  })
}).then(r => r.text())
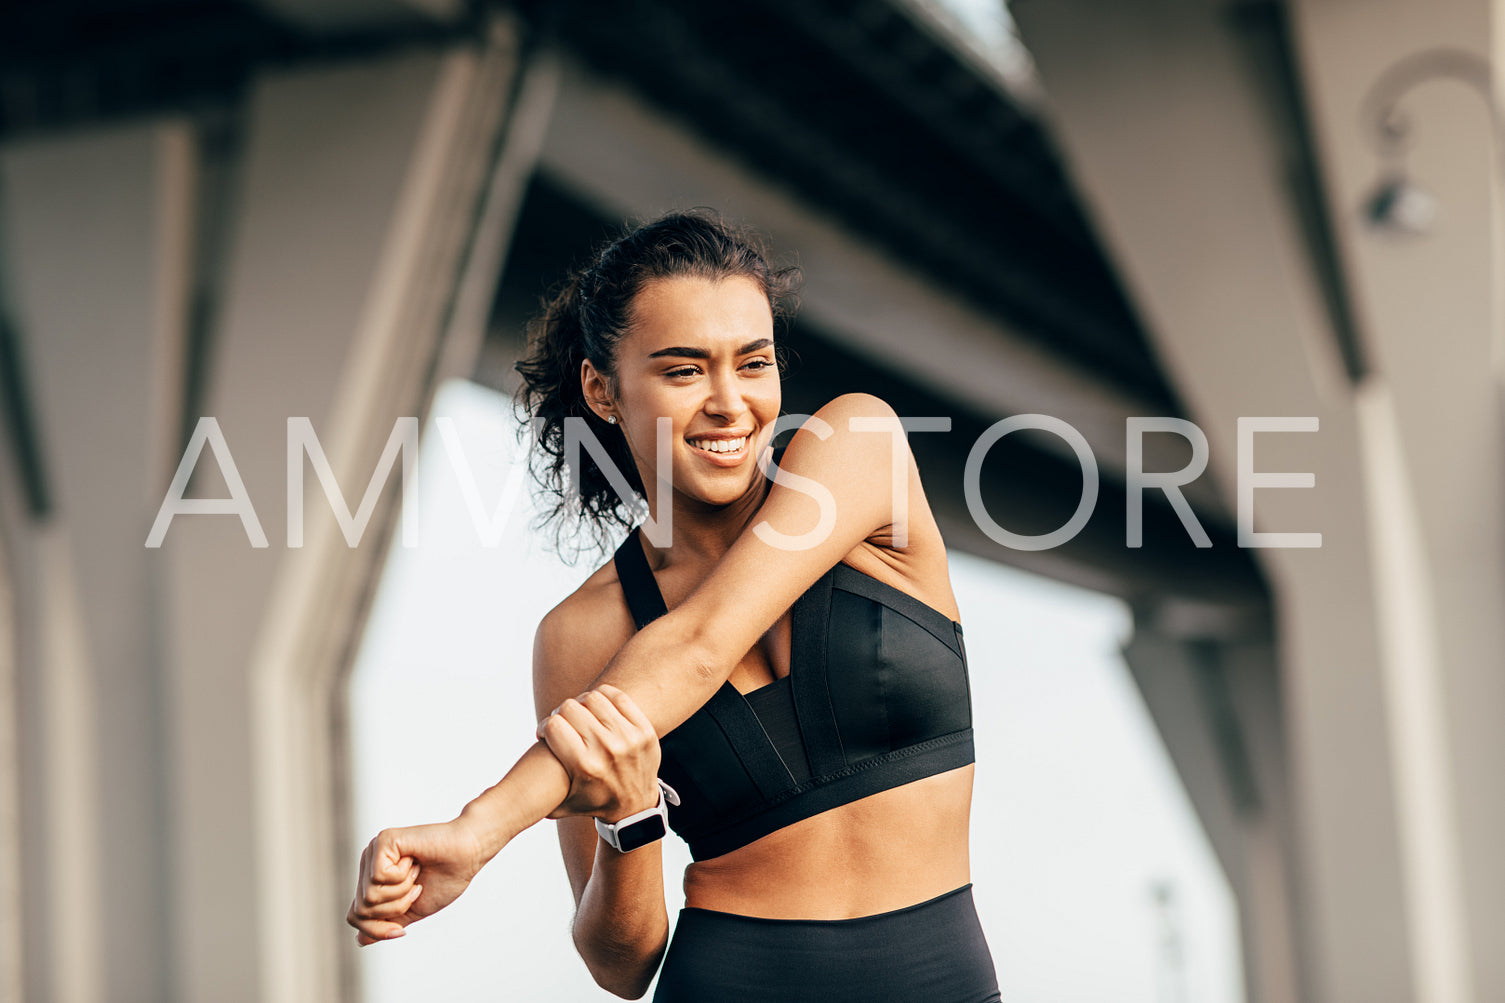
top-left (616, 813), bottom-right (667, 853)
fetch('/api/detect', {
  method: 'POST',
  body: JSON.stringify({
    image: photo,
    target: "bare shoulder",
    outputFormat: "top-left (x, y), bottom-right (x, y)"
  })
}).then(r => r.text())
top-left (792, 394), bottom-right (957, 617)
top-left (820, 391), bottom-right (895, 416)
top-left (779, 393), bottom-right (919, 478)
top-left (798, 393), bottom-right (899, 438)
top-left (774, 393), bottom-right (909, 481)
top-left (531, 557), bottom-right (638, 717)
top-left (781, 392), bottom-right (933, 523)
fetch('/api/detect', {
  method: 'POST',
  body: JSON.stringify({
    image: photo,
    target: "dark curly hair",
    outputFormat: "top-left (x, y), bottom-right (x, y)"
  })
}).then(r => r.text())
top-left (513, 208), bottom-right (802, 560)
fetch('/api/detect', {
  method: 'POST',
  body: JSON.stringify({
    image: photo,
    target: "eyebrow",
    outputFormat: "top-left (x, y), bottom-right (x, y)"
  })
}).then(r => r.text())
top-left (647, 338), bottom-right (774, 360)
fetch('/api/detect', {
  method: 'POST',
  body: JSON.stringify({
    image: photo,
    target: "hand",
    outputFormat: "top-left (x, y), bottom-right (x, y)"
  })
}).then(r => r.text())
top-left (347, 816), bottom-right (488, 946)
top-left (537, 684), bottom-right (661, 822)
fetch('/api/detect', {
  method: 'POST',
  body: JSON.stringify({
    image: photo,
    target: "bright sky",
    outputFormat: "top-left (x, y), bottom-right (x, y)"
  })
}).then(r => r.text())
top-left (349, 379), bottom-right (1243, 1002)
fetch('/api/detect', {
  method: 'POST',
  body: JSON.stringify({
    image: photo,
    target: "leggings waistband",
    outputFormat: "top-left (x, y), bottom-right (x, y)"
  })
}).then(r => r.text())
top-left (654, 883), bottom-right (1000, 1003)
top-left (679, 882), bottom-right (974, 927)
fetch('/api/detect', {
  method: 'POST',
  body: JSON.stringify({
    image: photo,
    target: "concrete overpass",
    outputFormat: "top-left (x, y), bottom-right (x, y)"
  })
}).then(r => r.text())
top-left (0, 0), bottom-right (1500, 1000)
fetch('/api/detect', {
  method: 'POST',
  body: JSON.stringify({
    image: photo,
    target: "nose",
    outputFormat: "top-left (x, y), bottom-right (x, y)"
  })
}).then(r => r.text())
top-left (703, 367), bottom-right (744, 420)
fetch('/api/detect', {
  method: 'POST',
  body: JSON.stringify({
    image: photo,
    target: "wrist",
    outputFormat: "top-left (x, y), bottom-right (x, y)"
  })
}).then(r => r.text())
top-left (595, 780), bottom-right (678, 853)
top-left (455, 800), bottom-right (511, 864)
top-left (600, 791), bottom-right (663, 825)
top-left (460, 741), bottom-right (570, 861)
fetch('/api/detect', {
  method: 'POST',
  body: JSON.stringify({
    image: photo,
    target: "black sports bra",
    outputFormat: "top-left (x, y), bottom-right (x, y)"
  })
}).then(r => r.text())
top-left (613, 526), bottom-right (975, 861)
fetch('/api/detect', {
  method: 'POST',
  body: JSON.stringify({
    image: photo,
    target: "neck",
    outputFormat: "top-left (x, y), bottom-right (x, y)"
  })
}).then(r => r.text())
top-left (642, 464), bottom-right (773, 570)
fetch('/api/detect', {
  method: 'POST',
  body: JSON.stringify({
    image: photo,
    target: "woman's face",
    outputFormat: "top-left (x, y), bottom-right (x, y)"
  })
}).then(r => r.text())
top-left (586, 273), bottom-right (782, 513)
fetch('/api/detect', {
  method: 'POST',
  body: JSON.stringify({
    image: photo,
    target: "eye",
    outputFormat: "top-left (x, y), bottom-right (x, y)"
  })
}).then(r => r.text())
top-left (665, 366), bottom-right (700, 379)
top-left (741, 358), bottom-right (775, 372)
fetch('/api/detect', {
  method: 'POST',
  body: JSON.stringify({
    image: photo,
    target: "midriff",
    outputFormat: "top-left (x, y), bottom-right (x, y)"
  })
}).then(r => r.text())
top-left (679, 765), bottom-right (974, 919)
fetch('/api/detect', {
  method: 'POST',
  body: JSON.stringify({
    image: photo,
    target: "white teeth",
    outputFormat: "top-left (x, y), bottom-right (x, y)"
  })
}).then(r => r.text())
top-left (691, 436), bottom-right (747, 454)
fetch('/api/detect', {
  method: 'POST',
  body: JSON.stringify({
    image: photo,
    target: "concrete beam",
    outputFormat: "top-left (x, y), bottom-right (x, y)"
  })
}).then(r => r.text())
top-left (252, 0), bottom-right (464, 33)
top-left (535, 56), bottom-right (1232, 522)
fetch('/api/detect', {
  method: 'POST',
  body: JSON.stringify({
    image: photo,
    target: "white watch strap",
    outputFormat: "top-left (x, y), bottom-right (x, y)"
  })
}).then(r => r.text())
top-left (594, 779), bottom-right (679, 850)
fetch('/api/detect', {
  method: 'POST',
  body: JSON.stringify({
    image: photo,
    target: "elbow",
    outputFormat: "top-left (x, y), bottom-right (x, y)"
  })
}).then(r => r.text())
top-left (687, 633), bottom-right (721, 688)
top-left (572, 923), bottom-right (667, 999)
top-left (641, 614), bottom-right (723, 690)
top-left (591, 969), bottom-right (654, 1001)
top-left (676, 619), bottom-right (722, 688)
top-left (577, 943), bottom-right (664, 1000)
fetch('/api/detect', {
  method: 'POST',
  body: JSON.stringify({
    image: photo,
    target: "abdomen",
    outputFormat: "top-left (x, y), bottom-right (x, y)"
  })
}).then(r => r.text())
top-left (679, 765), bottom-right (974, 919)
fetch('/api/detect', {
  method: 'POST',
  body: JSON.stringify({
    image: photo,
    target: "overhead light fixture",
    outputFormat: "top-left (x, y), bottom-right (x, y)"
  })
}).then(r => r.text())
top-left (1359, 47), bottom-right (1500, 236)
top-left (1363, 174), bottom-right (1438, 234)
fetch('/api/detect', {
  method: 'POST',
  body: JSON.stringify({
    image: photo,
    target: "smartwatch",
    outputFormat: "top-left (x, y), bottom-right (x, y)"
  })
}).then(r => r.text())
top-left (595, 779), bottom-right (680, 853)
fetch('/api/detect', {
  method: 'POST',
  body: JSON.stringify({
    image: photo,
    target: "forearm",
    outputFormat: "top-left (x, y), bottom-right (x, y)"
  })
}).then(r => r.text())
top-left (457, 741), bottom-right (570, 862)
top-left (572, 840), bottom-right (670, 997)
top-left (461, 614), bottom-right (724, 864)
top-left (588, 614), bottom-right (722, 737)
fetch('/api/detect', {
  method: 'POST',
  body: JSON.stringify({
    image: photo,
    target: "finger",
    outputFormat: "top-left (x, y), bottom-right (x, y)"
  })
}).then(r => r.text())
top-left (353, 841), bottom-right (392, 916)
top-left (538, 712), bottom-right (590, 765)
top-left (359, 859), bottom-right (418, 909)
top-left (348, 899), bottom-right (409, 942)
top-left (355, 841), bottom-right (373, 895)
top-left (362, 882), bottom-right (424, 920)
top-left (371, 832), bottom-right (413, 883)
top-left (536, 704), bottom-right (579, 742)
top-left (597, 684), bottom-right (655, 735)
top-left (587, 688), bottom-right (654, 762)
top-left (554, 698), bottom-right (607, 746)
top-left (578, 689), bottom-right (625, 731)
top-left (352, 917), bottom-right (408, 944)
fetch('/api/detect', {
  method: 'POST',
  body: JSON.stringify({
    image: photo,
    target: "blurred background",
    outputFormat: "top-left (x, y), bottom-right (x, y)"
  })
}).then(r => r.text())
top-left (0, 0), bottom-right (1501, 1001)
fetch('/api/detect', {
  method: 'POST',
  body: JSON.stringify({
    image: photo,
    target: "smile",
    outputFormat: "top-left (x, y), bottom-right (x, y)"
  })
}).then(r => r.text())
top-left (688, 436), bottom-right (748, 455)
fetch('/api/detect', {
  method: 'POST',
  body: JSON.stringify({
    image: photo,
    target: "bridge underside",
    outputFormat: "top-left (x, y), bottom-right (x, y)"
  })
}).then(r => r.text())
top-left (0, 2), bottom-right (1500, 1002)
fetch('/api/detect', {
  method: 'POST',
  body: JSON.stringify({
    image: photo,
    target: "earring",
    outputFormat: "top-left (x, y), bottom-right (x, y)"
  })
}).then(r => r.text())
top-left (606, 415), bottom-right (618, 425)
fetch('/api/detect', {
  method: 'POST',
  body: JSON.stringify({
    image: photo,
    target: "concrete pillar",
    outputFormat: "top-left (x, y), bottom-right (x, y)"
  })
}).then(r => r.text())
top-left (1124, 616), bottom-right (1305, 1003)
top-left (160, 31), bottom-right (542, 1000)
top-left (1, 121), bottom-right (198, 1003)
top-left (0, 479), bottom-right (23, 1003)
top-left (0, 16), bottom-right (549, 1001)
top-left (1009, 0), bottom-right (1502, 998)
top-left (1289, 3), bottom-right (1505, 1000)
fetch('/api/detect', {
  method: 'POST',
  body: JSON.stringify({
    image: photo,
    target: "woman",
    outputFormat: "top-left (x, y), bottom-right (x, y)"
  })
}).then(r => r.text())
top-left (348, 210), bottom-right (1000, 1001)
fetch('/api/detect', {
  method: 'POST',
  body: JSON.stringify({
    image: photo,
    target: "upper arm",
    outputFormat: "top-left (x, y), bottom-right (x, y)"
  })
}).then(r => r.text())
top-left (689, 394), bottom-right (916, 650)
top-left (533, 600), bottom-right (610, 720)
top-left (532, 595), bottom-right (631, 905)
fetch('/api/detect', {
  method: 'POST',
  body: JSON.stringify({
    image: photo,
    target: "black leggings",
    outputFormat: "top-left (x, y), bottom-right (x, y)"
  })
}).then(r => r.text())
top-left (652, 884), bottom-right (1001, 1002)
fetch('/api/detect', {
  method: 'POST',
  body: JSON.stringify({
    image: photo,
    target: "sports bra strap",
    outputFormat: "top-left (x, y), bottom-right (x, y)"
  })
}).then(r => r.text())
top-left (704, 693), bottom-right (800, 795)
top-left (613, 527), bottom-right (668, 630)
top-left (613, 442), bottom-right (792, 633)
top-left (789, 567), bottom-right (847, 777)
